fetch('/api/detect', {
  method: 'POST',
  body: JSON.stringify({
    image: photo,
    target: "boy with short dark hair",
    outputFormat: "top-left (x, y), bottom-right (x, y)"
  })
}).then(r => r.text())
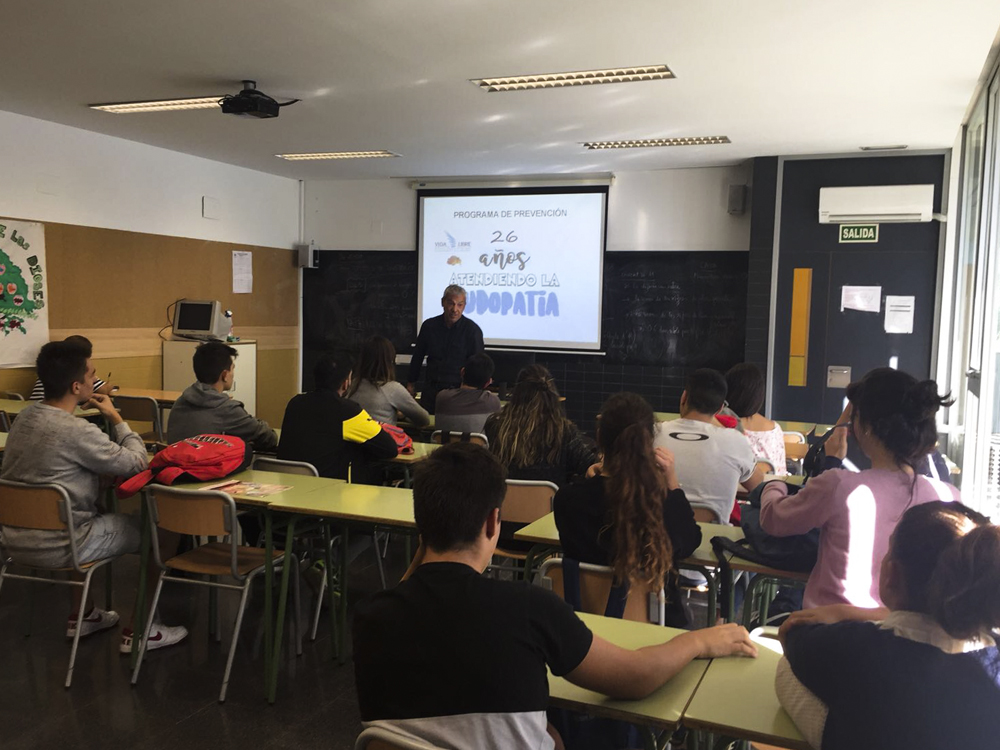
top-left (654, 368), bottom-right (763, 522)
top-left (167, 341), bottom-right (277, 451)
top-left (1, 340), bottom-right (186, 651)
top-left (353, 443), bottom-right (756, 750)
top-left (28, 335), bottom-right (115, 400)
top-left (433, 353), bottom-right (501, 435)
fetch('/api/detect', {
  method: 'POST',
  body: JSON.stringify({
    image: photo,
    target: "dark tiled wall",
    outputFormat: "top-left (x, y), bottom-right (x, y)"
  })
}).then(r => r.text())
top-left (497, 355), bottom-right (690, 437)
top-left (745, 157), bottom-right (778, 374)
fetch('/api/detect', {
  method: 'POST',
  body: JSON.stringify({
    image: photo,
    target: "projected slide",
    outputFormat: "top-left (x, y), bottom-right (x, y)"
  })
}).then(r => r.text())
top-left (419, 190), bottom-right (606, 350)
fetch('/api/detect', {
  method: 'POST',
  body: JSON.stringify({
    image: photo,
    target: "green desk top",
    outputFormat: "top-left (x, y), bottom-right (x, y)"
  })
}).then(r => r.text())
top-left (653, 412), bottom-right (681, 422)
top-left (775, 420), bottom-right (816, 436)
top-left (513, 516), bottom-right (743, 571)
top-left (764, 474), bottom-right (805, 486)
top-left (0, 398), bottom-right (99, 419)
top-left (183, 469), bottom-right (345, 508)
top-left (0, 432), bottom-right (6, 453)
top-left (548, 612), bottom-right (708, 731)
top-left (389, 441), bottom-right (439, 464)
top-left (267, 482), bottom-right (416, 528)
top-left (683, 636), bottom-right (808, 749)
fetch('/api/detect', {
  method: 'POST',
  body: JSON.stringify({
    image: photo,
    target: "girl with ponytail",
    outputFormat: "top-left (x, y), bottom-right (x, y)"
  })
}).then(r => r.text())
top-left (553, 392), bottom-right (702, 627)
top-left (775, 501), bottom-right (1000, 750)
top-left (760, 368), bottom-right (960, 609)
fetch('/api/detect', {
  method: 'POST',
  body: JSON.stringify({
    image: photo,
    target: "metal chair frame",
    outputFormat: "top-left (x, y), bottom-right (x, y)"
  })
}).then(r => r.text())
top-left (112, 394), bottom-right (164, 442)
top-left (430, 430), bottom-right (489, 448)
top-left (130, 484), bottom-right (301, 702)
top-left (538, 557), bottom-right (667, 626)
top-left (0, 478), bottom-right (121, 688)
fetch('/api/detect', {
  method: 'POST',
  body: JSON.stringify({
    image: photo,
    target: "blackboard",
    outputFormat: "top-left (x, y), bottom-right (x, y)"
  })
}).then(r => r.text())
top-left (602, 252), bottom-right (748, 368)
top-left (301, 251), bottom-right (418, 381)
top-left (301, 250), bottom-right (749, 381)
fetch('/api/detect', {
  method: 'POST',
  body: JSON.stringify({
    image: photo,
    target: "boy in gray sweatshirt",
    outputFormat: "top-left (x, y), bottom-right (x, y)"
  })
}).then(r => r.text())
top-left (166, 341), bottom-right (278, 451)
top-left (0, 340), bottom-right (187, 651)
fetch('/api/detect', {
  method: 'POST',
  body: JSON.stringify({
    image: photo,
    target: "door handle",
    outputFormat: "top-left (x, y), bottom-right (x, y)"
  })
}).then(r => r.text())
top-left (966, 368), bottom-right (981, 380)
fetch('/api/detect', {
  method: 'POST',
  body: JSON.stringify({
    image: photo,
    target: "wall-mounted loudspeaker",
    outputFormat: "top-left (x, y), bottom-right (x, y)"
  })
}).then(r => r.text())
top-left (728, 184), bottom-right (749, 216)
top-left (295, 243), bottom-right (318, 269)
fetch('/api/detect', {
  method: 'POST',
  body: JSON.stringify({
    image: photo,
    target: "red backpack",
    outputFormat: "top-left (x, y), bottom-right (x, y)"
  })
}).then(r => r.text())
top-left (116, 434), bottom-right (252, 499)
top-left (380, 423), bottom-right (414, 455)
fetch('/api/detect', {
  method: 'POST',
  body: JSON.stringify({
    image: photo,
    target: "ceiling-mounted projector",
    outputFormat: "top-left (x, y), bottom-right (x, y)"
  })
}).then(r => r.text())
top-left (220, 80), bottom-right (298, 119)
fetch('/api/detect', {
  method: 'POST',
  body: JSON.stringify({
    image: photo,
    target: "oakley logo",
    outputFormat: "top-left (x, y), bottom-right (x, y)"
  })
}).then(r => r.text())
top-left (668, 432), bottom-right (709, 442)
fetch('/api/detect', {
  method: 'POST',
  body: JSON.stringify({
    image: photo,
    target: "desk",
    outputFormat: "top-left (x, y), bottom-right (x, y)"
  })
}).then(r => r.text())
top-left (385, 441), bottom-right (439, 487)
top-left (514, 517), bottom-right (743, 624)
top-left (186, 469), bottom-right (343, 507)
top-left (684, 636), bottom-right (808, 750)
top-left (0, 432), bottom-right (6, 453)
top-left (653, 412), bottom-right (680, 422)
top-left (548, 612), bottom-right (708, 734)
top-left (113, 387), bottom-right (182, 405)
top-left (0, 398), bottom-right (99, 419)
top-left (784, 442), bottom-right (809, 460)
top-left (775, 420), bottom-right (816, 436)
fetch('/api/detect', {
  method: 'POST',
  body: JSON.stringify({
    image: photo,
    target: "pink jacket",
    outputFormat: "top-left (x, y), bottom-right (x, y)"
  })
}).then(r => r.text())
top-left (760, 469), bottom-right (960, 609)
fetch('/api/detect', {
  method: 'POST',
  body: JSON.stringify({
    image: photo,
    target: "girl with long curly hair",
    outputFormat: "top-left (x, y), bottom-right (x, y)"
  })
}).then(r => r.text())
top-left (553, 392), bottom-right (701, 627)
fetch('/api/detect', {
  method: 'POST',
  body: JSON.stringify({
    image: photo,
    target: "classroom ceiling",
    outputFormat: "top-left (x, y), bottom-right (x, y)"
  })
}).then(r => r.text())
top-left (2, 1), bottom-right (998, 181)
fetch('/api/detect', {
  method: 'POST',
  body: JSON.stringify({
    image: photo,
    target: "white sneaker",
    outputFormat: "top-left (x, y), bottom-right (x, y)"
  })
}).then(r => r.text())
top-left (66, 608), bottom-right (120, 638)
top-left (119, 623), bottom-right (188, 654)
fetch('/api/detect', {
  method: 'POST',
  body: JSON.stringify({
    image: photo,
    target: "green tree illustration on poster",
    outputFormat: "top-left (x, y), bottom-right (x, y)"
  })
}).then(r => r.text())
top-left (0, 246), bottom-right (38, 335)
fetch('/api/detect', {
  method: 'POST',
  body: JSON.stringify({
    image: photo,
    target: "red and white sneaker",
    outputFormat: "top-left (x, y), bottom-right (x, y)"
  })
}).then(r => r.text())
top-left (119, 623), bottom-right (188, 654)
top-left (66, 608), bottom-right (120, 638)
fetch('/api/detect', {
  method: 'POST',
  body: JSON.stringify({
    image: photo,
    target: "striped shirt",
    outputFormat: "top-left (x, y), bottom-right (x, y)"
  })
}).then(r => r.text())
top-left (30, 378), bottom-right (106, 401)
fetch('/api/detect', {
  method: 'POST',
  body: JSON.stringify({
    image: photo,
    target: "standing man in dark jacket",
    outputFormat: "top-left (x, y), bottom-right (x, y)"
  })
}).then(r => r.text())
top-left (407, 285), bottom-right (484, 414)
top-left (279, 353), bottom-right (397, 483)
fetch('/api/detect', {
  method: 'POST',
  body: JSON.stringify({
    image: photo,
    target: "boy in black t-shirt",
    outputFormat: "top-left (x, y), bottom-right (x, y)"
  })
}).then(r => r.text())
top-left (353, 443), bottom-right (757, 750)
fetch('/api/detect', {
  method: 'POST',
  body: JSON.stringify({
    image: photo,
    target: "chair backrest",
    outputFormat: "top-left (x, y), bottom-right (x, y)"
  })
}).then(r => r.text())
top-left (501, 480), bottom-right (558, 525)
top-left (0, 391), bottom-right (25, 401)
top-left (146, 484), bottom-right (241, 576)
top-left (251, 456), bottom-right (319, 477)
top-left (112, 395), bottom-right (163, 440)
top-left (538, 558), bottom-right (665, 625)
top-left (430, 430), bottom-right (488, 448)
top-left (0, 410), bottom-right (10, 432)
top-left (755, 457), bottom-right (777, 475)
top-left (692, 507), bottom-right (722, 524)
top-left (782, 431), bottom-right (806, 444)
top-left (355, 727), bottom-right (447, 750)
top-left (0, 479), bottom-right (70, 531)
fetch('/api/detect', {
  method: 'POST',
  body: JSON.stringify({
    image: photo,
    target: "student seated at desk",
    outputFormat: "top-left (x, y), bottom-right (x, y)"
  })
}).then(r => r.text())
top-left (347, 335), bottom-right (429, 428)
top-left (353, 443), bottom-right (756, 750)
top-left (434, 353), bottom-right (501, 435)
top-left (28, 335), bottom-right (115, 400)
top-left (278, 353), bottom-right (397, 483)
top-left (554, 393), bottom-right (701, 628)
top-left (654, 369), bottom-right (763, 523)
top-left (484, 364), bottom-right (596, 487)
top-left (760, 368), bottom-right (960, 610)
top-left (167, 342), bottom-right (277, 452)
top-left (776, 501), bottom-right (1000, 750)
top-left (1, 341), bottom-right (186, 652)
top-left (725, 363), bottom-right (787, 475)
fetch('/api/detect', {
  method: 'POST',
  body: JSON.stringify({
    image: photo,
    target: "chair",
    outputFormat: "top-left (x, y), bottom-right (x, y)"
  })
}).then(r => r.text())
top-left (0, 390), bottom-right (25, 400)
top-left (250, 456), bottom-right (387, 640)
top-left (130, 484), bottom-right (301, 702)
top-left (355, 726), bottom-right (447, 750)
top-left (491, 480), bottom-right (558, 576)
top-left (0, 479), bottom-right (124, 688)
top-left (112, 395), bottom-right (164, 442)
top-left (0, 411), bottom-right (10, 432)
top-left (782, 431), bottom-right (806, 444)
top-left (430, 430), bottom-right (488, 448)
top-left (755, 457), bottom-right (777, 475)
top-left (538, 558), bottom-right (666, 625)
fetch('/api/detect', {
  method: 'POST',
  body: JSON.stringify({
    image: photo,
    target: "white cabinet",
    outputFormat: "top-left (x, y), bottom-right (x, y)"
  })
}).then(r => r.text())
top-left (162, 340), bottom-right (258, 415)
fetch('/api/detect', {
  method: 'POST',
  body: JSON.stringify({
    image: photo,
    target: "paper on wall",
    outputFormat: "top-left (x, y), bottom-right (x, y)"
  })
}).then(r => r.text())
top-left (840, 285), bottom-right (881, 313)
top-left (884, 295), bottom-right (915, 334)
top-left (232, 251), bottom-right (253, 294)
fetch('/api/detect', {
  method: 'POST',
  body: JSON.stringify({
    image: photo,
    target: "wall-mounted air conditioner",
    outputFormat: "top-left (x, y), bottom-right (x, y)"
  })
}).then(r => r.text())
top-left (818, 184), bottom-right (934, 224)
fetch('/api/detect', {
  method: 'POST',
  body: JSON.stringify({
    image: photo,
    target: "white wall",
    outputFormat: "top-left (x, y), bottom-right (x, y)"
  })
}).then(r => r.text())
top-left (305, 165), bottom-right (752, 252)
top-left (0, 109), bottom-right (299, 248)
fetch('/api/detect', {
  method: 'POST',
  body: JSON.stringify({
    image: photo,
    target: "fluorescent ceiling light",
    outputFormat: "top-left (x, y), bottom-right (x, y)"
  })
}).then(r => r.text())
top-left (859, 145), bottom-right (908, 151)
top-left (582, 136), bottom-right (731, 149)
top-left (275, 150), bottom-right (400, 160)
top-left (90, 97), bottom-right (222, 113)
top-left (472, 65), bottom-right (673, 92)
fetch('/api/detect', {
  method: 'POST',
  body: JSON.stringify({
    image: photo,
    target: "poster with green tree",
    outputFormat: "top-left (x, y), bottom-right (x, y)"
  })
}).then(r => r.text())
top-left (0, 220), bottom-right (49, 367)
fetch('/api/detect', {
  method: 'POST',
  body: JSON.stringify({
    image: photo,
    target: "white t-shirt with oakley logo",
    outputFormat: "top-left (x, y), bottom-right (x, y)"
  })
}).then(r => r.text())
top-left (654, 418), bottom-right (756, 523)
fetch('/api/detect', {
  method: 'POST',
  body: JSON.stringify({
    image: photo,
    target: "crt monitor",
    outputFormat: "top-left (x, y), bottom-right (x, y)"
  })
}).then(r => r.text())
top-left (172, 299), bottom-right (230, 341)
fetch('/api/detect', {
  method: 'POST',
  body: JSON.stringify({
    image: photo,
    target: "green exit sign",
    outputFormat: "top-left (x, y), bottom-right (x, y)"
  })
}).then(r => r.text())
top-left (839, 224), bottom-right (879, 243)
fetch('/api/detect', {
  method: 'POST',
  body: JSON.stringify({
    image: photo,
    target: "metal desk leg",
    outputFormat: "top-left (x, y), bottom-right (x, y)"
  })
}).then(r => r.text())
top-left (337, 524), bottom-right (349, 665)
top-left (263, 511), bottom-right (274, 697)
top-left (323, 522), bottom-right (339, 660)
top-left (130, 493), bottom-right (151, 670)
top-left (267, 515), bottom-right (298, 704)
